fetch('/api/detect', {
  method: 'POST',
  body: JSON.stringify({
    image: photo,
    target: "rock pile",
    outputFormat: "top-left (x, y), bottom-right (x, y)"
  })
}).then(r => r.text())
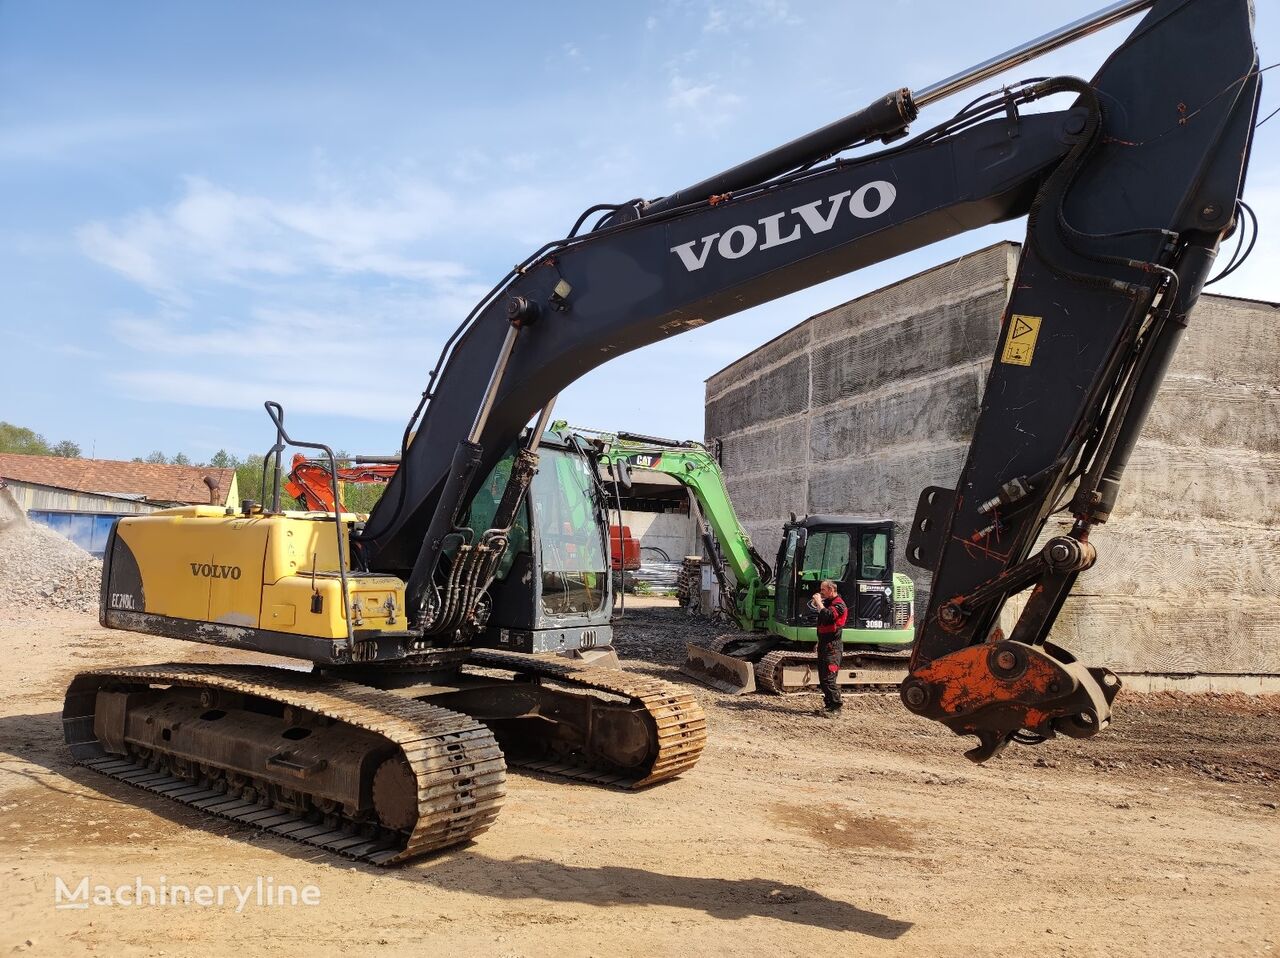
top-left (0, 485), bottom-right (102, 615)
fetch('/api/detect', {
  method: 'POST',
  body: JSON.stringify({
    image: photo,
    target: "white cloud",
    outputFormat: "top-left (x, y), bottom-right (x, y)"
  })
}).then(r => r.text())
top-left (78, 168), bottom-right (593, 297)
top-left (105, 294), bottom-right (466, 423)
top-left (703, 7), bottom-right (727, 33)
top-left (745, 0), bottom-right (800, 27)
top-left (665, 72), bottom-right (747, 132)
top-left (76, 174), bottom-right (478, 298)
top-left (78, 219), bottom-right (174, 295)
top-left (666, 72), bottom-right (743, 128)
top-left (75, 168), bottom-right (575, 417)
top-left (110, 368), bottom-right (413, 421)
top-left (701, 0), bottom-right (800, 34)
top-left (667, 74), bottom-right (716, 111)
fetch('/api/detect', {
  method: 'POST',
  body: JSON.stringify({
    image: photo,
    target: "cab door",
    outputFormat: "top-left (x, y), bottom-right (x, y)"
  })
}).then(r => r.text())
top-left (852, 526), bottom-right (894, 629)
top-left (792, 527), bottom-right (854, 627)
top-left (773, 526), bottom-right (804, 625)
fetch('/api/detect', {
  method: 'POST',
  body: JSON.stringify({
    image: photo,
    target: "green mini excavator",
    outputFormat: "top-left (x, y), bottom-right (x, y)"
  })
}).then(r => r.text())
top-left (584, 427), bottom-right (915, 694)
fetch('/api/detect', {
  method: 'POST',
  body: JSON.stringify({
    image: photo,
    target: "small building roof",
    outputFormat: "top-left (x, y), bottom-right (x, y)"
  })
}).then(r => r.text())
top-left (0, 453), bottom-right (235, 506)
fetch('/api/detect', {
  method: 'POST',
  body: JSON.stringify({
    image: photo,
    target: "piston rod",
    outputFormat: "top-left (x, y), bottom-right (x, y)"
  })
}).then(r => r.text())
top-left (526, 397), bottom-right (558, 454)
top-left (642, 0), bottom-right (1155, 217)
top-left (913, 0), bottom-right (1156, 108)
top-left (468, 324), bottom-right (520, 444)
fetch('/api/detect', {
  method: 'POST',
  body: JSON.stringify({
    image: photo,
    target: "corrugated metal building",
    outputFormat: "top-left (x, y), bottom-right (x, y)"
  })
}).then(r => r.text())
top-left (705, 242), bottom-right (1280, 689)
top-left (0, 455), bottom-right (238, 556)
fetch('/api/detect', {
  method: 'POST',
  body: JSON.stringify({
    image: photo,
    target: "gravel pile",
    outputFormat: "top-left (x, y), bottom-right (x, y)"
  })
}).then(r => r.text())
top-left (0, 486), bottom-right (102, 614)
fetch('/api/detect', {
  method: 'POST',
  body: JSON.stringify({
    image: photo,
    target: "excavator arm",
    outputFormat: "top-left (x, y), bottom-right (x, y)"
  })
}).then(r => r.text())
top-left (284, 453), bottom-right (398, 513)
top-left (591, 432), bottom-right (772, 630)
top-left (360, 0), bottom-right (1260, 758)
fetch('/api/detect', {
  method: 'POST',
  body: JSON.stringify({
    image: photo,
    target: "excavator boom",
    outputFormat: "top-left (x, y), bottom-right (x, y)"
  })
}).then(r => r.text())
top-left (359, 0), bottom-right (1260, 757)
top-left (589, 432), bottom-right (770, 630)
top-left (285, 453), bottom-right (398, 513)
top-left (590, 429), bottom-right (919, 696)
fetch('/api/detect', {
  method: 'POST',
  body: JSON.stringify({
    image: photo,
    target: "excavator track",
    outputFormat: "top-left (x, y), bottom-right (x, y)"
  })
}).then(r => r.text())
top-left (756, 648), bottom-right (911, 695)
top-left (693, 635), bottom-right (737, 656)
top-left (462, 649), bottom-right (707, 787)
top-left (756, 650), bottom-right (806, 694)
top-left (63, 664), bottom-right (506, 866)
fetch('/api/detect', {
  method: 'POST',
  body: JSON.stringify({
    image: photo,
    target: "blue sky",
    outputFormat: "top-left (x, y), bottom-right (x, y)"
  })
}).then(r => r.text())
top-left (3, 1), bottom-right (1277, 462)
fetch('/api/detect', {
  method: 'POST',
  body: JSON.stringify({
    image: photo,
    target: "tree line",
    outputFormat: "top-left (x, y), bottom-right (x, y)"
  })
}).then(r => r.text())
top-left (0, 421), bottom-right (82, 458)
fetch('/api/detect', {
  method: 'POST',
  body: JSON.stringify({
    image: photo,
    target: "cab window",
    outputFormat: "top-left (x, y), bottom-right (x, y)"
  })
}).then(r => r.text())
top-left (532, 447), bottom-right (608, 616)
top-left (775, 528), bottom-right (800, 618)
top-left (800, 531), bottom-right (851, 584)
top-left (859, 531), bottom-right (889, 580)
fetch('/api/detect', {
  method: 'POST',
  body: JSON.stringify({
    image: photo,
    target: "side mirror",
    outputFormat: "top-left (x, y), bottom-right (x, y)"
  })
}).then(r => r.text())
top-left (613, 460), bottom-right (633, 493)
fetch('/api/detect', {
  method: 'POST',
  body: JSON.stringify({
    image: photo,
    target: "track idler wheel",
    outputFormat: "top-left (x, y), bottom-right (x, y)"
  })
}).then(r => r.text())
top-left (372, 755), bottom-right (419, 832)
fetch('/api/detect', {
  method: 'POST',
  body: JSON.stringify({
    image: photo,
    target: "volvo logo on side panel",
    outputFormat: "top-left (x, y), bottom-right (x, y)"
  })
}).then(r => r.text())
top-left (668, 181), bottom-right (897, 272)
top-left (190, 562), bottom-right (242, 580)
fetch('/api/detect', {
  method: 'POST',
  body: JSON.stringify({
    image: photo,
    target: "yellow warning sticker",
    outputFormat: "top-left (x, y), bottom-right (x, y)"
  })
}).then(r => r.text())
top-left (1000, 314), bottom-right (1042, 366)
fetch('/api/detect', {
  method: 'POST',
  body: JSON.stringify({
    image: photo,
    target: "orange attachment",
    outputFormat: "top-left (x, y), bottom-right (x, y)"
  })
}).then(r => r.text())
top-left (911, 642), bottom-right (1060, 727)
top-left (284, 453), bottom-right (398, 513)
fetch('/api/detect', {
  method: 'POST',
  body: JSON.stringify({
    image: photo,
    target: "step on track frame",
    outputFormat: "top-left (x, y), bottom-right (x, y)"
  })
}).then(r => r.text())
top-left (755, 648), bottom-right (911, 694)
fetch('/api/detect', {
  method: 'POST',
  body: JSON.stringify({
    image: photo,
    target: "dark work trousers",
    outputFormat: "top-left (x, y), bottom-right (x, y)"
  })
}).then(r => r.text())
top-left (817, 634), bottom-right (843, 709)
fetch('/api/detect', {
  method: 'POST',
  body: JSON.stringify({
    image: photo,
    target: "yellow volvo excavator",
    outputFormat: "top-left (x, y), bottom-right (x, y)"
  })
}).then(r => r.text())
top-left (65, 0), bottom-right (1261, 864)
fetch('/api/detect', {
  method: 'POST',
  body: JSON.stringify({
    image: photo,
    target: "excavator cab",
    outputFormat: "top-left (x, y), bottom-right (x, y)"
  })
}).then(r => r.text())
top-left (683, 513), bottom-right (917, 696)
top-left (773, 516), bottom-right (914, 647)
top-left (468, 429), bottom-right (616, 661)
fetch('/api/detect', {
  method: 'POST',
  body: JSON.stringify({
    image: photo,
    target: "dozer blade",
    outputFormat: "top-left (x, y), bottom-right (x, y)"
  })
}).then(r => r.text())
top-left (680, 641), bottom-right (756, 694)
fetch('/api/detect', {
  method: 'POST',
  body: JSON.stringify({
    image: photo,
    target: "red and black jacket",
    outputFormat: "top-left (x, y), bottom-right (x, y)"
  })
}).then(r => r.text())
top-left (816, 594), bottom-right (848, 637)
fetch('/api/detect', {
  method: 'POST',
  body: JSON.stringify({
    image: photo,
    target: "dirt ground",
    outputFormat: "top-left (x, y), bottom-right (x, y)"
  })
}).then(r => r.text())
top-left (1, 600), bottom-right (1277, 957)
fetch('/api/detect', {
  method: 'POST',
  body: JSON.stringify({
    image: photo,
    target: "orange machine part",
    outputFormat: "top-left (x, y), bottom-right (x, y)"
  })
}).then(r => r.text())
top-left (284, 453), bottom-right (398, 513)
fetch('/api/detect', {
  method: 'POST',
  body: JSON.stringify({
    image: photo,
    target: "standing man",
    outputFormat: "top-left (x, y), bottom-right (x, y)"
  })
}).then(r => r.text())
top-left (810, 579), bottom-right (848, 713)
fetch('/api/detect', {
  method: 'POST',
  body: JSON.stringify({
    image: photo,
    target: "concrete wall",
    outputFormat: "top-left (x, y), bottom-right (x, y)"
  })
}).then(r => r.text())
top-left (705, 241), bottom-right (1280, 679)
top-left (619, 510), bottom-right (699, 561)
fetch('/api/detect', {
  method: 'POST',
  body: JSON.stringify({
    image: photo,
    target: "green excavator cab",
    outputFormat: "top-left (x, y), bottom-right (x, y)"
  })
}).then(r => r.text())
top-left (771, 516), bottom-right (914, 647)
